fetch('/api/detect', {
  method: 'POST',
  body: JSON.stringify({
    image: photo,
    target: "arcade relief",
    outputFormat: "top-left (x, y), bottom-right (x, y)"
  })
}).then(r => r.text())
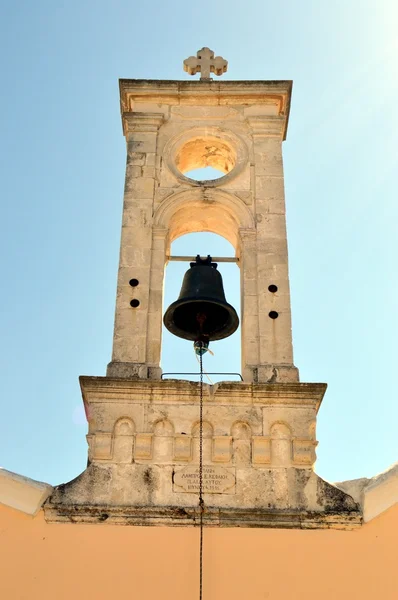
top-left (87, 414), bottom-right (317, 471)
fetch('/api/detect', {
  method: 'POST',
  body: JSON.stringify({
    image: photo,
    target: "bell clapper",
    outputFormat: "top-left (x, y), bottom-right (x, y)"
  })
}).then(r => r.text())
top-left (193, 339), bottom-right (214, 357)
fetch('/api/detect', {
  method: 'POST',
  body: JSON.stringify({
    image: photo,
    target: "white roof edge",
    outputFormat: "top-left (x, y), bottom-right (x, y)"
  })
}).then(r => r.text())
top-left (334, 461), bottom-right (398, 523)
top-left (0, 468), bottom-right (53, 516)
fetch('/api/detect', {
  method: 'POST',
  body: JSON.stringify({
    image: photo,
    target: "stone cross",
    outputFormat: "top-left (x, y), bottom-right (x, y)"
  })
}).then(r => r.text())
top-left (183, 47), bottom-right (228, 81)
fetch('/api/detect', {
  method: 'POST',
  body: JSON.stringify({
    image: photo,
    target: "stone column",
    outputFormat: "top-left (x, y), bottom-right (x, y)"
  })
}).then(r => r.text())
top-left (107, 112), bottom-right (164, 379)
top-left (239, 228), bottom-right (260, 382)
top-left (247, 116), bottom-right (299, 382)
top-left (145, 227), bottom-right (168, 376)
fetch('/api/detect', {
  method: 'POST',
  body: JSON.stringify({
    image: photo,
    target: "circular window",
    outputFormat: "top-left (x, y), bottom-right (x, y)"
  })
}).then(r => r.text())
top-left (164, 128), bottom-right (248, 187)
top-left (175, 137), bottom-right (236, 180)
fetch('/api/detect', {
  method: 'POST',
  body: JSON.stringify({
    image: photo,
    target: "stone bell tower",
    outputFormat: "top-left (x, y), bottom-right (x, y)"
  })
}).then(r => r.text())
top-left (44, 49), bottom-right (360, 529)
top-left (107, 47), bottom-right (298, 384)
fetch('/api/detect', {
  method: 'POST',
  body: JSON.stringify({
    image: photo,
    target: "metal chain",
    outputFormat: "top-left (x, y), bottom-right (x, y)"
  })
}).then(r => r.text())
top-left (199, 346), bottom-right (204, 600)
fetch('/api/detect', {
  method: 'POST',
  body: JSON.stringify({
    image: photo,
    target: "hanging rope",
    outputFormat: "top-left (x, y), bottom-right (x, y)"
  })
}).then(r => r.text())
top-left (198, 345), bottom-right (204, 600)
top-left (195, 353), bottom-right (214, 384)
top-left (192, 340), bottom-right (207, 600)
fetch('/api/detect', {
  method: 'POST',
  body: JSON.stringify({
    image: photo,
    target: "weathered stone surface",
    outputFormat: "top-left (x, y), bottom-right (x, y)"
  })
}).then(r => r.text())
top-left (0, 469), bottom-right (53, 516)
top-left (110, 77), bottom-right (297, 382)
top-left (53, 75), bottom-right (368, 531)
top-left (335, 462), bottom-right (398, 523)
top-left (45, 378), bottom-right (360, 528)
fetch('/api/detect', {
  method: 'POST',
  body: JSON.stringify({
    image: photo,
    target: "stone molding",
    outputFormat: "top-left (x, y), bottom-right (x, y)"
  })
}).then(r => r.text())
top-left (44, 503), bottom-right (361, 529)
top-left (119, 79), bottom-right (292, 139)
top-left (80, 376), bottom-right (326, 409)
top-left (0, 468), bottom-right (52, 516)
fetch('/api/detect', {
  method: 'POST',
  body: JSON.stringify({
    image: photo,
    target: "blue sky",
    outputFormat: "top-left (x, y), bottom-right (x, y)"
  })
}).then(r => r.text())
top-left (0, 0), bottom-right (397, 485)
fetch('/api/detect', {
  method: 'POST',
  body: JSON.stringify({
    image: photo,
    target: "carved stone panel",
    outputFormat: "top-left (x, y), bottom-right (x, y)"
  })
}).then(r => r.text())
top-left (173, 465), bottom-right (236, 494)
top-left (252, 437), bottom-right (271, 465)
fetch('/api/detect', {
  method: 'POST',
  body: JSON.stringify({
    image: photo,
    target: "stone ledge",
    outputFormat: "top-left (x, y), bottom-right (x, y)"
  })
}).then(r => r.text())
top-left (80, 376), bottom-right (326, 410)
top-left (44, 503), bottom-right (361, 529)
top-left (44, 463), bottom-right (360, 529)
top-left (0, 468), bottom-right (53, 516)
top-left (335, 462), bottom-right (398, 523)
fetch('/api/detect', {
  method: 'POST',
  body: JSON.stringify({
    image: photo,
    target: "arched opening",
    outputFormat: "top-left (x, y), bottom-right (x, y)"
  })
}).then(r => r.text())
top-left (161, 232), bottom-right (241, 382)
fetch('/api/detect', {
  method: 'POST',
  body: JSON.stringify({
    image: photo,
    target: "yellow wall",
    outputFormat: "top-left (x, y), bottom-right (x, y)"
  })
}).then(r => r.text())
top-left (0, 503), bottom-right (396, 600)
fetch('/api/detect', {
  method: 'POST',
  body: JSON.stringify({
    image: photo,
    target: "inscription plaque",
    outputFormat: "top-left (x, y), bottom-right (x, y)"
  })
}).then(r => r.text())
top-left (173, 465), bottom-right (236, 494)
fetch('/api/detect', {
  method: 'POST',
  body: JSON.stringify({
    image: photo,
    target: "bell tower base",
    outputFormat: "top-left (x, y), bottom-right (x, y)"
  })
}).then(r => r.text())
top-left (45, 377), bottom-right (360, 529)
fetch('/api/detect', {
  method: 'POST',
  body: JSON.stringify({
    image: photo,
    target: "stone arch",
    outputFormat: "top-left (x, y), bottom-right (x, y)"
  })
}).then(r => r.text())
top-left (113, 417), bottom-right (135, 463)
top-left (153, 418), bottom-right (174, 462)
top-left (192, 420), bottom-right (214, 438)
top-left (270, 422), bottom-right (292, 439)
top-left (153, 418), bottom-right (174, 436)
top-left (153, 188), bottom-right (255, 253)
top-left (231, 421), bottom-right (252, 440)
top-left (231, 421), bottom-right (252, 466)
top-left (270, 421), bottom-right (292, 466)
top-left (114, 417), bottom-right (135, 435)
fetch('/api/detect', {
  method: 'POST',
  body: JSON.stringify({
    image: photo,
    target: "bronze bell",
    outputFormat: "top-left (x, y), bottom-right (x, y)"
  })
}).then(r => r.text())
top-left (163, 255), bottom-right (239, 342)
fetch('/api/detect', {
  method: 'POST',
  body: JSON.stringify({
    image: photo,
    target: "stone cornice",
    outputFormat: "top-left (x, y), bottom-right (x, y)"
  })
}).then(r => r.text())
top-left (80, 377), bottom-right (326, 412)
top-left (44, 502), bottom-right (361, 529)
top-left (119, 79), bottom-right (292, 140)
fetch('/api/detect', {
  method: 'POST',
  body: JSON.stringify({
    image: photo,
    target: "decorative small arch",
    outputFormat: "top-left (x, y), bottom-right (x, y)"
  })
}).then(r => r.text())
top-left (231, 421), bottom-right (252, 466)
top-left (192, 420), bottom-right (214, 438)
top-left (114, 417), bottom-right (135, 436)
top-left (153, 418), bottom-right (175, 436)
top-left (153, 418), bottom-right (174, 461)
top-left (231, 421), bottom-right (252, 440)
top-left (270, 421), bottom-right (292, 466)
top-left (270, 422), bottom-right (292, 439)
top-left (113, 417), bottom-right (135, 463)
